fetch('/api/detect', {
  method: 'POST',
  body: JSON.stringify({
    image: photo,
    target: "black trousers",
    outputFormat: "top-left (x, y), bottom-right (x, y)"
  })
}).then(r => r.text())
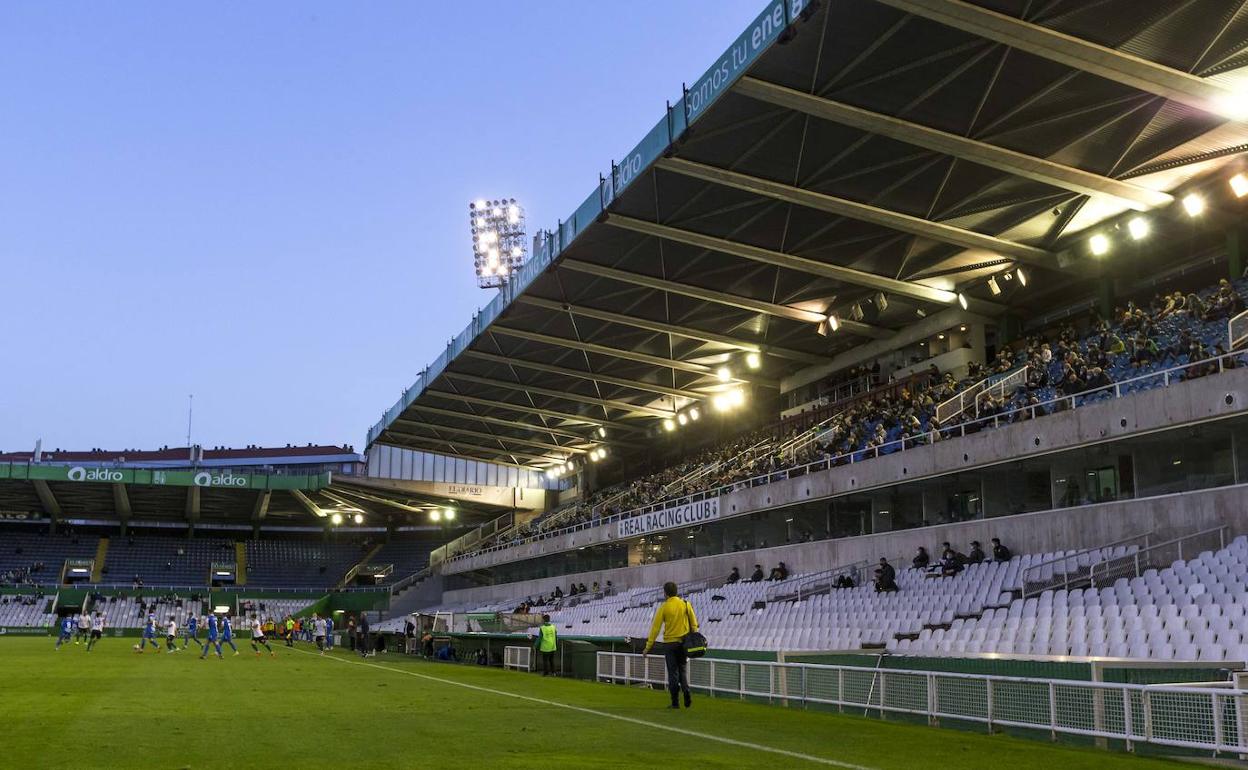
top-left (661, 642), bottom-right (690, 705)
top-left (541, 650), bottom-right (555, 675)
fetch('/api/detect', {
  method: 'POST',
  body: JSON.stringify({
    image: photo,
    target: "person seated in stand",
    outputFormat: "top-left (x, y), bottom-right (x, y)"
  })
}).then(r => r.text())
top-left (834, 574), bottom-right (855, 589)
top-left (750, 564), bottom-right (764, 582)
top-left (912, 546), bottom-right (930, 569)
top-left (725, 567), bottom-right (740, 584)
top-left (967, 540), bottom-right (986, 564)
top-left (991, 537), bottom-right (1012, 562)
top-left (939, 546), bottom-right (965, 577)
top-left (873, 558), bottom-right (897, 593)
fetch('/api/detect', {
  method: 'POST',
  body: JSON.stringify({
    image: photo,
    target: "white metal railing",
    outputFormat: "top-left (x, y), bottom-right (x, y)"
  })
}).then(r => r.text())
top-left (765, 561), bottom-right (870, 603)
top-left (935, 365), bottom-right (1028, 425)
top-left (447, 350), bottom-right (1248, 567)
top-left (1229, 307), bottom-right (1248, 350)
top-left (1020, 532), bottom-right (1153, 599)
top-left (597, 652), bottom-right (1248, 755)
top-left (503, 645), bottom-right (532, 672)
top-left (1089, 526), bottom-right (1231, 588)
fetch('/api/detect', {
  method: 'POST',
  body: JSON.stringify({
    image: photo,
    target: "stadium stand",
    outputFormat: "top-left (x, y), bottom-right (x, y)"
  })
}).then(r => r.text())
top-left (450, 276), bottom-right (1248, 563)
top-left (102, 536), bottom-right (234, 586)
top-left (244, 538), bottom-right (367, 588)
top-left (93, 595), bottom-right (206, 629)
top-left (430, 535), bottom-right (1248, 662)
top-left (0, 594), bottom-right (54, 627)
top-left (364, 540), bottom-right (438, 584)
top-left (0, 533), bottom-right (99, 586)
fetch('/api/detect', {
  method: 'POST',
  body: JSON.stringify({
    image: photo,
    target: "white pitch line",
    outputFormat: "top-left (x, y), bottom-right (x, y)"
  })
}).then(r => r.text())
top-left (294, 648), bottom-right (875, 770)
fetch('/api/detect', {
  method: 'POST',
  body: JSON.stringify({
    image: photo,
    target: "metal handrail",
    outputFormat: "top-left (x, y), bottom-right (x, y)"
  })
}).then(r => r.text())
top-left (1088, 525), bottom-right (1231, 586)
top-left (448, 350), bottom-right (1247, 565)
top-left (1019, 531), bottom-right (1153, 599)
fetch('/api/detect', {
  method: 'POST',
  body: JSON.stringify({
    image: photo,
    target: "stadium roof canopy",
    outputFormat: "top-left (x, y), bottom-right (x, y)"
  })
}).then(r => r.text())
top-left (368, 0), bottom-right (1248, 470)
top-left (0, 464), bottom-right (508, 529)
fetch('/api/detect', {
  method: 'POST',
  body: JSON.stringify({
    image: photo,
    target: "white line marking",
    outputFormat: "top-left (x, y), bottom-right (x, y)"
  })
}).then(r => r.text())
top-left (294, 648), bottom-right (874, 769)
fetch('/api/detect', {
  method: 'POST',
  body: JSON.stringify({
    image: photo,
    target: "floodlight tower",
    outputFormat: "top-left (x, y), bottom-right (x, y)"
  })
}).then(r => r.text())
top-left (469, 198), bottom-right (527, 289)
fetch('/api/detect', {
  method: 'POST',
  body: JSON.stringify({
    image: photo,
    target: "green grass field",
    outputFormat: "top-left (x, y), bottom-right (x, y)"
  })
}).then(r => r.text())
top-left (2, 637), bottom-right (1198, 769)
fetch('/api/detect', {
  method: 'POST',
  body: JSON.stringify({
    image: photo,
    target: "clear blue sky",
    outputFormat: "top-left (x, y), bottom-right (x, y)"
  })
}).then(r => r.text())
top-left (0, 1), bottom-right (766, 453)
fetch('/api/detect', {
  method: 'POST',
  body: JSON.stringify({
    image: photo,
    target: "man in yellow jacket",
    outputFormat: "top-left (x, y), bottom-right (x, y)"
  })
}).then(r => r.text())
top-left (643, 582), bottom-right (698, 709)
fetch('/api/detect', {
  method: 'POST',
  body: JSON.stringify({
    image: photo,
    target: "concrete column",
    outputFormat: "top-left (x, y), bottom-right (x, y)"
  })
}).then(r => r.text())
top-left (1229, 229), bottom-right (1245, 281)
top-left (1096, 277), bottom-right (1115, 320)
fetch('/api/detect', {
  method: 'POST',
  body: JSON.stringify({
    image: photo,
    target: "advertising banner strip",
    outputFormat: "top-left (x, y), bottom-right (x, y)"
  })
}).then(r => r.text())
top-left (614, 498), bottom-right (721, 539)
top-left (0, 464), bottom-right (331, 491)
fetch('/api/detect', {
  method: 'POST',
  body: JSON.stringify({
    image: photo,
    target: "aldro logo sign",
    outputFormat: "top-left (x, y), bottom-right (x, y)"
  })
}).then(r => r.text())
top-left (193, 472), bottom-right (248, 488)
top-left (67, 467), bottom-right (124, 483)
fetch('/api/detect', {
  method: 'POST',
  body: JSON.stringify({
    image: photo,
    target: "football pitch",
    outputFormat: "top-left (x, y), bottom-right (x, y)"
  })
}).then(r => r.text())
top-left (4, 637), bottom-right (1195, 769)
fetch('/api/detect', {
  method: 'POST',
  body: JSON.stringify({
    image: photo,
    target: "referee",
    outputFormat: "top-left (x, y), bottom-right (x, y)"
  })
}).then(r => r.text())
top-left (643, 582), bottom-right (698, 709)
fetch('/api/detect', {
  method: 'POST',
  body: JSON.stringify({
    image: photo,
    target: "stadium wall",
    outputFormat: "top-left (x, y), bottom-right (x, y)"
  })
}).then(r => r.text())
top-left (446, 365), bottom-right (1248, 574)
top-left (439, 482), bottom-right (1248, 607)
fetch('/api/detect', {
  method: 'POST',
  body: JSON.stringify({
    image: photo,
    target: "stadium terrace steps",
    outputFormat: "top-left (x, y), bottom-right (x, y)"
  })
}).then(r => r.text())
top-left (91, 538), bottom-right (108, 582)
top-left (235, 542), bottom-right (247, 586)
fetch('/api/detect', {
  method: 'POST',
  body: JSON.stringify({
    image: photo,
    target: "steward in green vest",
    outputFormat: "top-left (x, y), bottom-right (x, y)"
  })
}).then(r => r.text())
top-left (536, 614), bottom-right (557, 676)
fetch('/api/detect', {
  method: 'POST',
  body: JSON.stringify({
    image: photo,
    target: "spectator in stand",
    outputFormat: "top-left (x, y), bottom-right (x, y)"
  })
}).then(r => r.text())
top-left (939, 544), bottom-right (965, 577)
top-left (967, 541), bottom-right (986, 564)
top-left (726, 567), bottom-right (740, 584)
top-left (991, 538), bottom-right (1012, 562)
top-left (874, 558), bottom-right (897, 593)
top-left (912, 547), bottom-right (930, 569)
top-left (750, 565), bottom-right (764, 582)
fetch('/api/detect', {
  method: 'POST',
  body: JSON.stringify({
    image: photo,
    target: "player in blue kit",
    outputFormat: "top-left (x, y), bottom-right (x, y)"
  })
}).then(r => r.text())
top-left (200, 613), bottom-right (223, 659)
top-left (325, 614), bottom-right (335, 651)
top-left (220, 615), bottom-right (239, 656)
top-left (182, 614), bottom-right (201, 651)
top-left (54, 616), bottom-right (74, 649)
top-left (138, 614), bottom-right (162, 652)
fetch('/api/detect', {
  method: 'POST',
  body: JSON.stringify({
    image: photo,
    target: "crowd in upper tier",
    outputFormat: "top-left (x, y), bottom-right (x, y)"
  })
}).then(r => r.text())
top-left (452, 277), bottom-right (1248, 559)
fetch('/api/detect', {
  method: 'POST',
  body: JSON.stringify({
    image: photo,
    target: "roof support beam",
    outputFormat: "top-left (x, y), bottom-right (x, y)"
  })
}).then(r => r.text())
top-left (251, 490), bottom-right (271, 522)
top-left (424, 390), bottom-right (642, 432)
top-left (605, 214), bottom-right (958, 305)
top-left (462, 349), bottom-right (703, 400)
top-left (385, 431), bottom-right (566, 465)
top-left (441, 371), bottom-right (677, 418)
top-left (489, 325), bottom-right (777, 388)
top-left (392, 418), bottom-right (591, 455)
top-left (112, 483), bottom-right (131, 520)
top-left (516, 295), bottom-right (826, 365)
top-left (870, 0), bottom-right (1242, 119)
top-left (31, 480), bottom-right (61, 520)
top-left (733, 77), bottom-right (1173, 211)
top-left (656, 156), bottom-right (1063, 268)
top-left (185, 486), bottom-right (200, 522)
top-left (406, 402), bottom-right (603, 443)
top-left (561, 260), bottom-right (892, 339)
top-left (290, 489), bottom-right (326, 518)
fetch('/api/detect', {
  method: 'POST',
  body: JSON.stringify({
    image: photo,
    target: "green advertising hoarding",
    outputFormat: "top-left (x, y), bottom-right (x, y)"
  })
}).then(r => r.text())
top-left (0, 463), bottom-right (331, 491)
